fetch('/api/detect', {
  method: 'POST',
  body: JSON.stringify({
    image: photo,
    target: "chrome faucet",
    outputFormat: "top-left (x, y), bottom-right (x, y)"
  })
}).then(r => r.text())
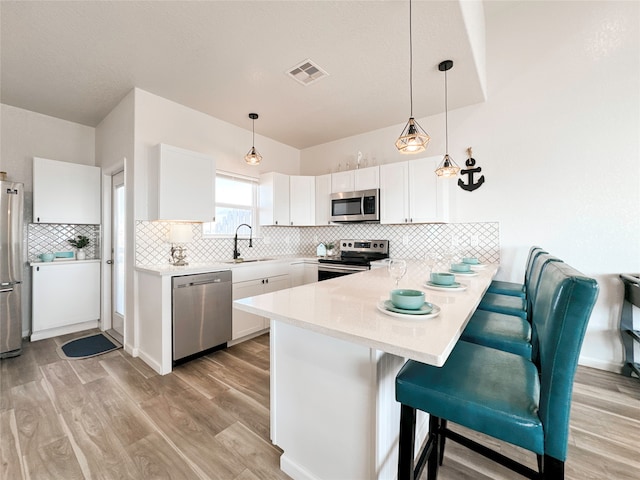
top-left (233, 223), bottom-right (253, 259)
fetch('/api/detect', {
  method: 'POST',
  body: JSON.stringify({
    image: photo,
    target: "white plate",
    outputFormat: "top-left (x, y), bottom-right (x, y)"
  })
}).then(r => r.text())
top-left (449, 270), bottom-right (478, 277)
top-left (383, 300), bottom-right (434, 315)
top-left (470, 264), bottom-right (487, 270)
top-left (423, 282), bottom-right (468, 292)
top-left (377, 301), bottom-right (441, 320)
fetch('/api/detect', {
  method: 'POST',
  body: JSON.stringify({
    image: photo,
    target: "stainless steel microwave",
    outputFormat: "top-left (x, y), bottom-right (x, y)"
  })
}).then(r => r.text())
top-left (330, 189), bottom-right (380, 223)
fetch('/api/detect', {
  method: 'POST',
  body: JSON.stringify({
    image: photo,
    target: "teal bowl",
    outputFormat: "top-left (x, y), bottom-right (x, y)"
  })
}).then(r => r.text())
top-left (462, 257), bottom-right (480, 265)
top-left (390, 289), bottom-right (425, 310)
top-left (451, 263), bottom-right (471, 273)
top-left (39, 253), bottom-right (55, 262)
top-left (430, 272), bottom-right (456, 285)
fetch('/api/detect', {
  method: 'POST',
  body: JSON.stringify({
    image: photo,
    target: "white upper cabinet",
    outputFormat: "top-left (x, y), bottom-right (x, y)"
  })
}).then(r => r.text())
top-left (315, 174), bottom-right (333, 226)
top-left (354, 166), bottom-right (380, 191)
top-left (148, 144), bottom-right (215, 222)
top-left (289, 176), bottom-right (315, 226)
top-left (331, 170), bottom-right (354, 193)
top-left (331, 166), bottom-right (379, 193)
top-left (259, 172), bottom-right (290, 226)
top-left (380, 161), bottom-right (409, 224)
top-left (33, 157), bottom-right (101, 224)
top-left (380, 157), bottom-right (448, 224)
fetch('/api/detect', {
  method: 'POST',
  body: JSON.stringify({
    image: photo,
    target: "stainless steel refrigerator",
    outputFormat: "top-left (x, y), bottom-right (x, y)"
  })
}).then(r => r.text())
top-left (0, 180), bottom-right (23, 357)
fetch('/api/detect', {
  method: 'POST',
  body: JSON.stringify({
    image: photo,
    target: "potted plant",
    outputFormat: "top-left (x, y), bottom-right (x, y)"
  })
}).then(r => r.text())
top-left (326, 242), bottom-right (336, 257)
top-left (68, 235), bottom-right (90, 260)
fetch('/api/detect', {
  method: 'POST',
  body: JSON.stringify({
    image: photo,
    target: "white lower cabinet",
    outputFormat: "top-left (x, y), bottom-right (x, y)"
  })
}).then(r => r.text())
top-left (232, 265), bottom-right (290, 341)
top-left (31, 261), bottom-right (101, 340)
top-left (290, 261), bottom-right (319, 287)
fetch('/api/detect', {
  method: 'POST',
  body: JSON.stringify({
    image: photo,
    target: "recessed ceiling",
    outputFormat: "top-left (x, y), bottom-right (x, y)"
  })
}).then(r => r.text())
top-left (0, 1), bottom-right (486, 150)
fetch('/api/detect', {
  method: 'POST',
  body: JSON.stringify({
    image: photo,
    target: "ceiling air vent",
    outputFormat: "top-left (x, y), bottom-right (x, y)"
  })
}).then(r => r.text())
top-left (286, 59), bottom-right (329, 86)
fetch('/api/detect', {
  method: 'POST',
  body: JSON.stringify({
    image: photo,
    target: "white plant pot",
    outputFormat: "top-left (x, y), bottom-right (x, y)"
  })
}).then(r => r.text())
top-left (76, 249), bottom-right (86, 260)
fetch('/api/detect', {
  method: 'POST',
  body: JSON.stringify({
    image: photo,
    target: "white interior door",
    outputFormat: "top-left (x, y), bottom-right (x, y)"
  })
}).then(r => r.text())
top-left (111, 171), bottom-right (125, 340)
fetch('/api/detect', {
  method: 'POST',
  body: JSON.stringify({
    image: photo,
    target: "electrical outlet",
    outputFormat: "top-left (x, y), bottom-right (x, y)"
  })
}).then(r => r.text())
top-left (471, 234), bottom-right (480, 246)
top-left (403, 234), bottom-right (410, 246)
top-left (314, 235), bottom-right (319, 244)
top-left (263, 236), bottom-right (271, 245)
top-left (285, 235), bottom-right (290, 245)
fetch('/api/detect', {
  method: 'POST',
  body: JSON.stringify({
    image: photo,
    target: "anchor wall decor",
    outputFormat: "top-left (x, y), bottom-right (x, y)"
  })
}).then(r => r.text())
top-left (458, 147), bottom-right (485, 192)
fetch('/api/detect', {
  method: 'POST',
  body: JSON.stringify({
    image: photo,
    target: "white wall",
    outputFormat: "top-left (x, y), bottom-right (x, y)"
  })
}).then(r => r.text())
top-left (0, 104), bottom-right (96, 335)
top-left (301, 1), bottom-right (640, 372)
top-left (95, 90), bottom-right (135, 350)
top-left (129, 88), bottom-right (301, 352)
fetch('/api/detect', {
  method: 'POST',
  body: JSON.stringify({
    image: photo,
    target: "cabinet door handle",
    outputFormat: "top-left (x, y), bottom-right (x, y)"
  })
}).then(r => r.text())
top-left (275, 220), bottom-right (278, 225)
top-left (265, 278), bottom-right (269, 284)
top-left (290, 221), bottom-right (293, 226)
top-left (262, 279), bottom-right (265, 284)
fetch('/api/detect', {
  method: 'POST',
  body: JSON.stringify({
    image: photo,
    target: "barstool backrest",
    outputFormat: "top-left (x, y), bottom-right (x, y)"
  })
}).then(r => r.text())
top-left (524, 247), bottom-right (547, 293)
top-left (532, 261), bottom-right (598, 461)
top-left (527, 254), bottom-right (563, 319)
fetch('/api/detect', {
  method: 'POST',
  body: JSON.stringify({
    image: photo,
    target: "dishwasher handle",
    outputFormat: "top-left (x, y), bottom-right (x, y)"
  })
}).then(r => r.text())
top-left (172, 270), bottom-right (232, 289)
top-left (177, 278), bottom-right (224, 288)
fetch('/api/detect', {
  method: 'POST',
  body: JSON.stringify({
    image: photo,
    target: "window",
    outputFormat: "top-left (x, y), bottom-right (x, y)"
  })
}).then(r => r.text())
top-left (202, 173), bottom-right (258, 237)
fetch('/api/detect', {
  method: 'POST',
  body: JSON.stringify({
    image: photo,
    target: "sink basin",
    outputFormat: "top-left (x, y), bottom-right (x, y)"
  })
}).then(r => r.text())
top-left (222, 258), bottom-right (275, 264)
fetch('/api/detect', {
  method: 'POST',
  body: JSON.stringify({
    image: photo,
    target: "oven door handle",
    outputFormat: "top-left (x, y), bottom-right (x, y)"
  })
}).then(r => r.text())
top-left (318, 264), bottom-right (369, 273)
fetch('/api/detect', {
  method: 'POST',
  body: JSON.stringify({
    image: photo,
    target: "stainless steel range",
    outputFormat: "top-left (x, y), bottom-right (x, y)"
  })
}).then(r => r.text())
top-left (318, 239), bottom-right (389, 281)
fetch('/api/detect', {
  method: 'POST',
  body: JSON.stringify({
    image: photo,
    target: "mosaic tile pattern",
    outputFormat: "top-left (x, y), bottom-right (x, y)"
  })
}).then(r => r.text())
top-left (27, 224), bottom-right (101, 261)
top-left (136, 221), bottom-right (499, 266)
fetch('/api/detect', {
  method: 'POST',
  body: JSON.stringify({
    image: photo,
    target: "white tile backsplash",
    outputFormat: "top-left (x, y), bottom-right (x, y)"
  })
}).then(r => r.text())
top-left (136, 221), bottom-right (500, 266)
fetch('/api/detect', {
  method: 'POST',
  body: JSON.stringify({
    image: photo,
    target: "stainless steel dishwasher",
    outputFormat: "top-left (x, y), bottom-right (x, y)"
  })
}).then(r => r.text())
top-left (172, 270), bottom-right (232, 363)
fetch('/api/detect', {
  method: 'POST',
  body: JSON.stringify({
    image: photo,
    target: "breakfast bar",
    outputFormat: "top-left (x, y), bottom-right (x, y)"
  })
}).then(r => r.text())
top-left (235, 261), bottom-right (498, 480)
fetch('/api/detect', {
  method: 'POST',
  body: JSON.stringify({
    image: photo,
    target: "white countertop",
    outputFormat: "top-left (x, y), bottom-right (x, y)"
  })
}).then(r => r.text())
top-left (135, 256), bottom-right (319, 276)
top-left (235, 261), bottom-right (498, 366)
top-left (30, 259), bottom-right (101, 266)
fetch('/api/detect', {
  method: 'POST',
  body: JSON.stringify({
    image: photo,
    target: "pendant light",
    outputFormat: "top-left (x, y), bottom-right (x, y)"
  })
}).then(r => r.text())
top-left (244, 113), bottom-right (262, 166)
top-left (395, 0), bottom-right (430, 154)
top-left (435, 60), bottom-right (461, 177)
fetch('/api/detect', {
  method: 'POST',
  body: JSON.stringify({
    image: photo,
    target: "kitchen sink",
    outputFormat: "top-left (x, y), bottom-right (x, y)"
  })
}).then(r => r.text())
top-left (222, 257), bottom-right (275, 264)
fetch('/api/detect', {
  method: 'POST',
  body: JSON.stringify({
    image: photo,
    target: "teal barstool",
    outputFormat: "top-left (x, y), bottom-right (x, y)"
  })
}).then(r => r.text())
top-left (396, 261), bottom-right (599, 480)
top-left (462, 254), bottom-right (563, 358)
top-left (477, 252), bottom-right (561, 320)
top-left (486, 246), bottom-right (545, 298)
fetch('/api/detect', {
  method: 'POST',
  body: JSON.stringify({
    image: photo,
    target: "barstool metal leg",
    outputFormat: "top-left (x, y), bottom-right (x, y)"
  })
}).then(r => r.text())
top-left (398, 404), bottom-right (416, 480)
top-left (427, 415), bottom-right (441, 480)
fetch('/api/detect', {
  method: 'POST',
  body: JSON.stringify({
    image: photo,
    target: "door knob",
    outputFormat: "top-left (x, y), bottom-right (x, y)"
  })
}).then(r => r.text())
top-left (106, 260), bottom-right (114, 265)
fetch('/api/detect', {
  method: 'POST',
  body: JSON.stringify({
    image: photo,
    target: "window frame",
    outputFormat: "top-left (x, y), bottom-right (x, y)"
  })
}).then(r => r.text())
top-left (201, 171), bottom-right (260, 239)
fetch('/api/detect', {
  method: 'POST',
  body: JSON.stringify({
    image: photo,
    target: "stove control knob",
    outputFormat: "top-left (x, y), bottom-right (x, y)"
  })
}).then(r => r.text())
top-left (348, 242), bottom-right (352, 247)
top-left (342, 242), bottom-right (347, 247)
top-left (373, 243), bottom-right (378, 248)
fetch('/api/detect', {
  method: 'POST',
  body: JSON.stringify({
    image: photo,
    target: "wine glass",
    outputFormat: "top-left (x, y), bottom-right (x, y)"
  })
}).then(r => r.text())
top-left (424, 251), bottom-right (441, 276)
top-left (388, 259), bottom-right (407, 287)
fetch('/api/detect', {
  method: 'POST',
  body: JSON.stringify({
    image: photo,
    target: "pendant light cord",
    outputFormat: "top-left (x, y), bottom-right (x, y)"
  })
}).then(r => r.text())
top-left (409, 0), bottom-right (414, 117)
top-left (444, 68), bottom-right (448, 153)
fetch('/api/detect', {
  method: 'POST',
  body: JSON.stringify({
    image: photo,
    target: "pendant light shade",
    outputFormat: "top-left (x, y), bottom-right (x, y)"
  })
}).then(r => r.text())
top-left (244, 113), bottom-right (262, 166)
top-left (395, 0), bottom-right (430, 154)
top-left (435, 60), bottom-right (461, 177)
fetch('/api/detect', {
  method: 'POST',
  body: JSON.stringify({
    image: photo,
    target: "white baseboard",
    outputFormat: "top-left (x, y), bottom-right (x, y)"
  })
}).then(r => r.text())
top-left (280, 454), bottom-right (322, 480)
top-left (578, 355), bottom-right (622, 374)
top-left (136, 349), bottom-right (164, 375)
top-left (30, 320), bottom-right (99, 342)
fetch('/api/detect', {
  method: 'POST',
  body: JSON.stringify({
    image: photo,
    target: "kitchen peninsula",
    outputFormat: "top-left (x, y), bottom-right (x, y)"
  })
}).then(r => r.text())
top-left (235, 261), bottom-right (498, 480)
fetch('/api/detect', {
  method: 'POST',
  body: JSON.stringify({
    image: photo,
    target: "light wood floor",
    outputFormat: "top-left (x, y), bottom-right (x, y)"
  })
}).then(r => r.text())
top-left (1, 331), bottom-right (639, 480)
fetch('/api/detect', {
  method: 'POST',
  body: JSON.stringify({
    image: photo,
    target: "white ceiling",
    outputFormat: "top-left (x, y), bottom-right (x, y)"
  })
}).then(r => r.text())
top-left (0, 1), bottom-right (486, 149)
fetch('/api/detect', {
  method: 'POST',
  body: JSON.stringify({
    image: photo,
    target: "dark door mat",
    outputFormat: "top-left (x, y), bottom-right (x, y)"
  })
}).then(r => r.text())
top-left (57, 333), bottom-right (122, 360)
